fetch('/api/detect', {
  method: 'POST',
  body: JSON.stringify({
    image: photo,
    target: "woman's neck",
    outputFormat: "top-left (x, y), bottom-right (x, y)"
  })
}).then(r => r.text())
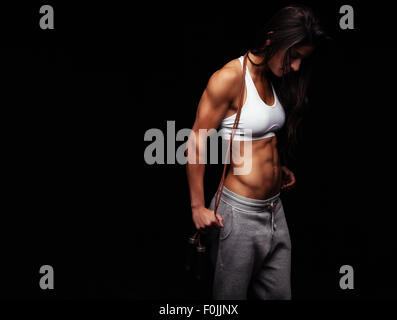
top-left (247, 51), bottom-right (267, 79)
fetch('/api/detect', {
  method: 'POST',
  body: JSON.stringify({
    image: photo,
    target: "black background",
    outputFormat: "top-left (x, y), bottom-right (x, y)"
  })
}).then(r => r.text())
top-left (1, 0), bottom-right (396, 303)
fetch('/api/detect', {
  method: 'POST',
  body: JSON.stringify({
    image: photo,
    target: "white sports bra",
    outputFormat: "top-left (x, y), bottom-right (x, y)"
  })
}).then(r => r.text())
top-left (219, 55), bottom-right (286, 141)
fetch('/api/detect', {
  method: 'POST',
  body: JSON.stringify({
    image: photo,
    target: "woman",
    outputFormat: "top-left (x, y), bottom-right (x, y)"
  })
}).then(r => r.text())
top-left (186, 5), bottom-right (327, 300)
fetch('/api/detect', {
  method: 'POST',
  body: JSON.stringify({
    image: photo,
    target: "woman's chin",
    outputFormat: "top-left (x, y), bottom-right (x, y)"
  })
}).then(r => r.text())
top-left (271, 69), bottom-right (284, 78)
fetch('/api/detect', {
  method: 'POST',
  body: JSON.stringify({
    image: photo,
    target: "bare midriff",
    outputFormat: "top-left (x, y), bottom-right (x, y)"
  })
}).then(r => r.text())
top-left (223, 136), bottom-right (282, 200)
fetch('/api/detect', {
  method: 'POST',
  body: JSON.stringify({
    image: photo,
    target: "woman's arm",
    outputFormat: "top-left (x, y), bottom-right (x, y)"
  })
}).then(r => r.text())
top-left (186, 65), bottom-right (241, 231)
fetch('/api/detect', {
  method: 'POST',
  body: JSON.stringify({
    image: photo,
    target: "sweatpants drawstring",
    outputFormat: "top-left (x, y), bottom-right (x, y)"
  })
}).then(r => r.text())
top-left (267, 199), bottom-right (278, 234)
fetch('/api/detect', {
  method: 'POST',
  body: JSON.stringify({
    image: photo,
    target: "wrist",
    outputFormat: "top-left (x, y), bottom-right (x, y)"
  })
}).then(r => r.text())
top-left (191, 203), bottom-right (205, 209)
top-left (191, 204), bottom-right (205, 214)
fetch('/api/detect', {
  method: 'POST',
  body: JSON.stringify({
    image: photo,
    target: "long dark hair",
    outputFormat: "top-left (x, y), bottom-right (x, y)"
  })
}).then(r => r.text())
top-left (248, 4), bottom-right (329, 165)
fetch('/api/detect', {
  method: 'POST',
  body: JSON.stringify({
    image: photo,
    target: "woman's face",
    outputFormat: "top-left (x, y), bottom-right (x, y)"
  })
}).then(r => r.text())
top-left (267, 44), bottom-right (314, 77)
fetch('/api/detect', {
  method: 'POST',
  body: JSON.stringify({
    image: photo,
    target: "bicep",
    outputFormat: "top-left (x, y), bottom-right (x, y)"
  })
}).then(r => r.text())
top-left (193, 90), bottom-right (228, 132)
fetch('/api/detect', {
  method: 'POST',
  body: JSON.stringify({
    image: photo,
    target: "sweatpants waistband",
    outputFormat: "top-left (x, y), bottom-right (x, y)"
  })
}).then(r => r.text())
top-left (220, 186), bottom-right (280, 213)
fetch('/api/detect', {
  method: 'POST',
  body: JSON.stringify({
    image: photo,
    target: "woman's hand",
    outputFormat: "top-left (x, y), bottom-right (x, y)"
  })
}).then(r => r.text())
top-left (280, 166), bottom-right (296, 190)
top-left (192, 207), bottom-right (224, 233)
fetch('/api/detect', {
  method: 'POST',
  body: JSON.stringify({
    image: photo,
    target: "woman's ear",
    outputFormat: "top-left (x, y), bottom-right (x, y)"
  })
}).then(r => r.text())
top-left (265, 31), bottom-right (274, 46)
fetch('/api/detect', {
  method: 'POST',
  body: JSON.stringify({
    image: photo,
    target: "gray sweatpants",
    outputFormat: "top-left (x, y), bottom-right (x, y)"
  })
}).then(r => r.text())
top-left (207, 186), bottom-right (292, 300)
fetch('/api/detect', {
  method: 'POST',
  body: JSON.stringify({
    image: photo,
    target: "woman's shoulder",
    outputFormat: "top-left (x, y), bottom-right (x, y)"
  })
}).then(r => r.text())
top-left (218, 57), bottom-right (243, 78)
top-left (223, 55), bottom-right (243, 67)
top-left (207, 57), bottom-right (243, 91)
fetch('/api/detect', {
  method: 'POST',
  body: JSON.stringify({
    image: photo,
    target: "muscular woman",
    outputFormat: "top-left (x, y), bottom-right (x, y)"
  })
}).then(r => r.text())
top-left (186, 5), bottom-right (327, 300)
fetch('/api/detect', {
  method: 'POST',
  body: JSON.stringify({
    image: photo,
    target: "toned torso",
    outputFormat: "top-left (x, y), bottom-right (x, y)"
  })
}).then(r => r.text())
top-left (222, 58), bottom-right (282, 200)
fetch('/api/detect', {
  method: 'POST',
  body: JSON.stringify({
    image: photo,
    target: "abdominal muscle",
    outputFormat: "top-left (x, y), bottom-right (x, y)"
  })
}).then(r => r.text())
top-left (223, 136), bottom-right (282, 200)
